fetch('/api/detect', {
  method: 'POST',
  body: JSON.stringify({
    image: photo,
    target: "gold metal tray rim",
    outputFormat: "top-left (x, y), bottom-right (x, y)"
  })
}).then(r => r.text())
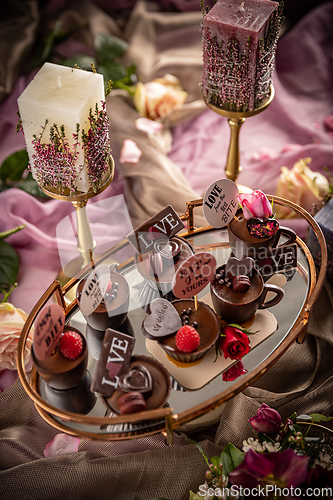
top-left (17, 196), bottom-right (328, 441)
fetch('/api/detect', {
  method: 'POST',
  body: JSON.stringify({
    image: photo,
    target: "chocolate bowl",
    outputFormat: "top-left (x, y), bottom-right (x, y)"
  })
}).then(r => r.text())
top-left (76, 269), bottom-right (130, 331)
top-left (157, 299), bottom-right (220, 363)
top-left (228, 210), bottom-right (296, 261)
top-left (103, 355), bottom-right (171, 415)
top-left (210, 265), bottom-right (284, 324)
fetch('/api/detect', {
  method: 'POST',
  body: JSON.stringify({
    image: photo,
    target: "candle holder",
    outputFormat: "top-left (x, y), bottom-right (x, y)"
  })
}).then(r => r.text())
top-left (203, 84), bottom-right (275, 182)
top-left (39, 157), bottom-right (114, 283)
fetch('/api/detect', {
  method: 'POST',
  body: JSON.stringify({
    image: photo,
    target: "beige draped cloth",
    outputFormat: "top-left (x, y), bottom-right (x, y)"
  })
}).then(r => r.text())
top-left (1, 2), bottom-right (333, 499)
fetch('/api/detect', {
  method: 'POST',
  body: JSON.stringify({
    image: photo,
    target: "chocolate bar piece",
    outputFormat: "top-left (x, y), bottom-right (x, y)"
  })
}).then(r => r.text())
top-left (90, 329), bottom-right (135, 397)
top-left (126, 205), bottom-right (185, 255)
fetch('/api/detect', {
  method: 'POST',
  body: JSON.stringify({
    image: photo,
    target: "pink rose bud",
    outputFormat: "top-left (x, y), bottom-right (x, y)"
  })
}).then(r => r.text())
top-left (237, 190), bottom-right (273, 220)
top-left (248, 403), bottom-right (282, 434)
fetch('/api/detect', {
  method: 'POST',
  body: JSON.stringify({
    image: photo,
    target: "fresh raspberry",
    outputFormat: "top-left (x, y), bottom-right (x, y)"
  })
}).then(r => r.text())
top-left (59, 331), bottom-right (84, 360)
top-left (175, 325), bottom-right (200, 353)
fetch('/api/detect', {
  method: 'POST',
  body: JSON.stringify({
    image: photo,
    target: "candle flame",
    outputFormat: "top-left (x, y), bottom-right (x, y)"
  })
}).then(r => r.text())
top-left (58, 76), bottom-right (62, 88)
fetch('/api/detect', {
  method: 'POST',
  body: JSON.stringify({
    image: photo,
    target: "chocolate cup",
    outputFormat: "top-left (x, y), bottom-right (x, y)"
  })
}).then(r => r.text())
top-left (32, 326), bottom-right (88, 390)
top-left (228, 210), bottom-right (296, 260)
top-left (158, 299), bottom-right (220, 363)
top-left (135, 236), bottom-right (195, 296)
top-left (43, 371), bottom-right (97, 414)
top-left (76, 269), bottom-right (130, 331)
top-left (210, 266), bottom-right (284, 324)
top-left (104, 355), bottom-right (171, 414)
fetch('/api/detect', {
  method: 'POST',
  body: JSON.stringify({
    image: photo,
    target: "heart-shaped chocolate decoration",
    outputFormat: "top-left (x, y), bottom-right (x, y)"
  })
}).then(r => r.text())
top-left (142, 298), bottom-right (182, 340)
top-left (106, 362), bottom-right (122, 379)
top-left (119, 365), bottom-right (153, 394)
top-left (247, 218), bottom-right (279, 238)
top-left (226, 257), bottom-right (254, 278)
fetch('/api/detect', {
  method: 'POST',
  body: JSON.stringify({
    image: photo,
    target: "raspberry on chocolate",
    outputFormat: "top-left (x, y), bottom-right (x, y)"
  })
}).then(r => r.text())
top-left (59, 331), bottom-right (84, 360)
top-left (175, 325), bottom-right (200, 353)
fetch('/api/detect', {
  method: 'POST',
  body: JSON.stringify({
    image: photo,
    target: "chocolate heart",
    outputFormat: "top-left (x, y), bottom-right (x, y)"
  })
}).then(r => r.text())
top-left (247, 217), bottom-right (279, 238)
top-left (143, 298), bottom-right (182, 340)
top-left (106, 362), bottom-right (122, 379)
top-left (226, 257), bottom-right (254, 278)
top-left (119, 365), bottom-right (153, 394)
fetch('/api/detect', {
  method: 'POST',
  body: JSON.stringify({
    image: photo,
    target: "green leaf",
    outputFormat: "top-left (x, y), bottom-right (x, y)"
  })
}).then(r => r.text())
top-left (16, 173), bottom-right (49, 198)
top-left (0, 224), bottom-right (26, 240)
top-left (297, 414), bottom-right (312, 421)
top-left (62, 55), bottom-right (97, 71)
top-left (0, 240), bottom-right (19, 286)
top-left (0, 150), bottom-right (29, 182)
top-left (98, 62), bottom-right (126, 84)
top-left (219, 443), bottom-right (244, 476)
top-left (308, 413), bottom-right (333, 423)
top-left (94, 33), bottom-right (128, 62)
top-left (186, 437), bottom-right (210, 466)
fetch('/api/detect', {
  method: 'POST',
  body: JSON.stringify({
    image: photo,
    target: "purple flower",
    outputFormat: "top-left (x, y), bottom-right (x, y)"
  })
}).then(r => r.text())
top-left (229, 449), bottom-right (309, 489)
top-left (249, 403), bottom-right (282, 435)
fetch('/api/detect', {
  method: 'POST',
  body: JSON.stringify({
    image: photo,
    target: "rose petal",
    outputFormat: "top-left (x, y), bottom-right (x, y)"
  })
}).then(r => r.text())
top-left (135, 118), bottom-right (164, 134)
top-left (119, 139), bottom-right (142, 164)
top-left (0, 368), bottom-right (18, 392)
top-left (43, 433), bottom-right (80, 457)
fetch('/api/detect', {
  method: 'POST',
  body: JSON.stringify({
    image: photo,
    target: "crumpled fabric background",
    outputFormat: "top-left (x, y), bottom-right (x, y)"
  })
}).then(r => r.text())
top-left (0, 1), bottom-right (333, 499)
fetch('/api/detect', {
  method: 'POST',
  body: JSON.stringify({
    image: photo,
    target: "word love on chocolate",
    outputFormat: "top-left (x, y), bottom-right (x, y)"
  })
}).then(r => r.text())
top-left (203, 179), bottom-right (239, 228)
top-left (256, 244), bottom-right (298, 276)
top-left (33, 303), bottom-right (65, 360)
top-left (127, 205), bottom-right (185, 254)
top-left (172, 252), bottom-right (216, 299)
top-left (91, 329), bottom-right (135, 397)
top-left (79, 264), bottom-right (110, 317)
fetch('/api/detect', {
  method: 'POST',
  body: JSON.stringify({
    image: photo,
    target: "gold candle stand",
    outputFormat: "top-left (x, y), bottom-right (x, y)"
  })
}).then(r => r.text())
top-left (203, 85), bottom-right (275, 182)
top-left (39, 156), bottom-right (115, 270)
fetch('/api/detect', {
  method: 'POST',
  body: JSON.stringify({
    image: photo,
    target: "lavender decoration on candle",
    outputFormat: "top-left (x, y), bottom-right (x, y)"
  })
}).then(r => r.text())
top-left (201, 0), bottom-right (284, 112)
top-left (17, 63), bottom-right (113, 195)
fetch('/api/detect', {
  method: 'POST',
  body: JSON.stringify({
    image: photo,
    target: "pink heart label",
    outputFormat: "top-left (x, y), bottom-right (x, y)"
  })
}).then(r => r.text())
top-left (33, 304), bottom-right (65, 361)
top-left (172, 252), bottom-right (216, 299)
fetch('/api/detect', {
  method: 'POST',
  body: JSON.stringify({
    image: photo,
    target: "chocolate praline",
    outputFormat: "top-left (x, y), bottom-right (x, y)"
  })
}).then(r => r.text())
top-left (76, 269), bottom-right (130, 331)
top-left (158, 299), bottom-right (220, 363)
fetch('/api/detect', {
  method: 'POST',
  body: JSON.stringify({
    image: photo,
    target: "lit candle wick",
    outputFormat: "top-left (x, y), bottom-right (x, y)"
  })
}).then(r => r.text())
top-left (58, 76), bottom-right (62, 88)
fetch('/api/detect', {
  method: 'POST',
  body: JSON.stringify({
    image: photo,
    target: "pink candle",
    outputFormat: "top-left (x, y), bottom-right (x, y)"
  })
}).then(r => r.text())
top-left (202, 0), bottom-right (283, 111)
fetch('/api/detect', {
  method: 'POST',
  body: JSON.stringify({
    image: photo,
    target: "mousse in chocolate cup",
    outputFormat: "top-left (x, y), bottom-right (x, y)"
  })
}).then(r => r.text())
top-left (210, 262), bottom-right (284, 325)
top-left (148, 299), bottom-right (220, 363)
top-left (32, 325), bottom-right (96, 413)
top-left (76, 269), bottom-right (130, 331)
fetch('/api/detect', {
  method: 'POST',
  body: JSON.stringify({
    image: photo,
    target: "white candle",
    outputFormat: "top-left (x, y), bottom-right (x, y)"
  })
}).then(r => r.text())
top-left (18, 62), bottom-right (108, 194)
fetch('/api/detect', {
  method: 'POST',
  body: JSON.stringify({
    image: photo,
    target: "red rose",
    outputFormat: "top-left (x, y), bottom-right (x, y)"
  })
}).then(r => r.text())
top-left (219, 325), bottom-right (250, 361)
top-left (222, 360), bottom-right (248, 382)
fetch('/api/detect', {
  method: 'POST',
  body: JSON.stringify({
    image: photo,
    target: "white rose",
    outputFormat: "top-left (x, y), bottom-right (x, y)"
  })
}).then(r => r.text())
top-left (133, 74), bottom-right (187, 120)
top-left (275, 158), bottom-right (330, 218)
top-left (0, 302), bottom-right (33, 370)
